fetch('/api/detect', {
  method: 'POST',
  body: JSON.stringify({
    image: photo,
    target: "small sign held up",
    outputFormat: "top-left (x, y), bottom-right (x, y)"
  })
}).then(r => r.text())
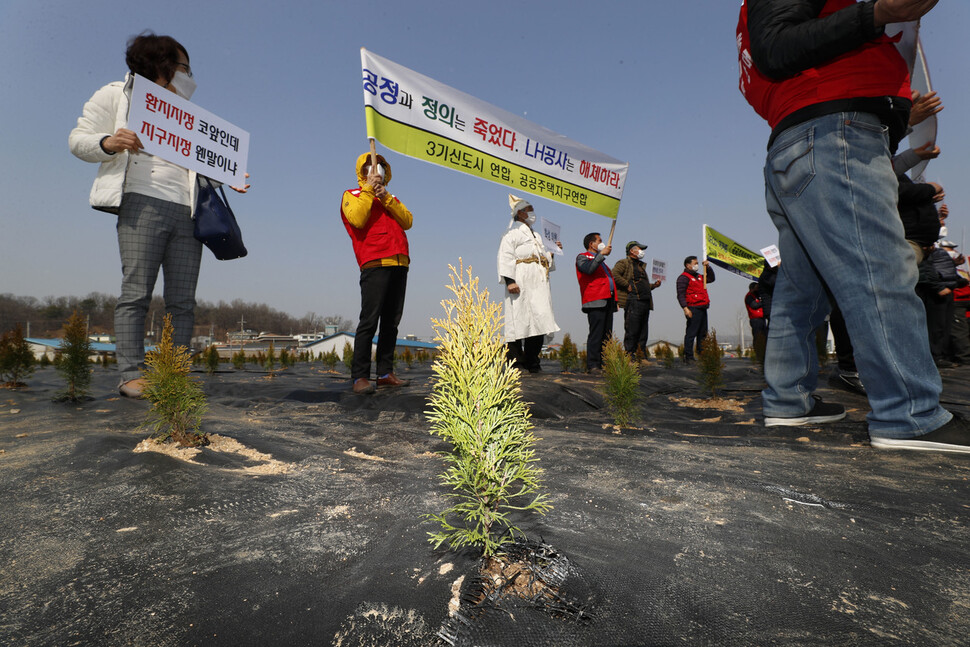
top-left (538, 216), bottom-right (563, 255)
top-left (127, 74), bottom-right (250, 186)
top-left (652, 259), bottom-right (667, 282)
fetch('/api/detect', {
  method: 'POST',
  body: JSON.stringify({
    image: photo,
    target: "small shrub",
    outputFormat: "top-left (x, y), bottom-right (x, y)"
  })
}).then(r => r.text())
top-left (324, 350), bottom-right (339, 371)
top-left (402, 347), bottom-right (414, 369)
top-left (559, 333), bottom-right (578, 373)
top-left (426, 262), bottom-right (550, 558)
top-left (56, 310), bottom-right (92, 402)
top-left (142, 314), bottom-right (208, 447)
top-left (657, 343), bottom-right (675, 369)
top-left (697, 330), bottom-right (725, 397)
top-left (231, 350), bottom-right (246, 370)
top-left (602, 336), bottom-right (640, 427)
top-left (342, 341), bottom-right (354, 372)
top-left (264, 342), bottom-right (276, 372)
top-left (205, 345), bottom-right (220, 374)
top-left (279, 347), bottom-right (291, 369)
top-left (39, 354), bottom-right (51, 368)
top-left (677, 344), bottom-right (685, 358)
top-left (0, 324), bottom-right (35, 387)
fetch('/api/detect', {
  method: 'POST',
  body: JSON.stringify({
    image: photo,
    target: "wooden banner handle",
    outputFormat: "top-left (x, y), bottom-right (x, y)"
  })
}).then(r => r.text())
top-left (369, 138), bottom-right (378, 170)
top-left (606, 218), bottom-right (617, 249)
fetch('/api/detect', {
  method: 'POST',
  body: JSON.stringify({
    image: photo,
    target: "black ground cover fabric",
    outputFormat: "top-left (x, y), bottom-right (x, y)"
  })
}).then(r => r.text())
top-left (1, 359), bottom-right (968, 646)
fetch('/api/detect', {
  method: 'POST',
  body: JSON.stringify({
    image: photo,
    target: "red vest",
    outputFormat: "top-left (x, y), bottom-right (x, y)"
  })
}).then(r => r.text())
top-left (745, 292), bottom-right (764, 319)
top-left (682, 271), bottom-right (710, 307)
top-left (576, 252), bottom-right (614, 304)
top-left (340, 189), bottom-right (409, 268)
top-left (737, 0), bottom-right (910, 129)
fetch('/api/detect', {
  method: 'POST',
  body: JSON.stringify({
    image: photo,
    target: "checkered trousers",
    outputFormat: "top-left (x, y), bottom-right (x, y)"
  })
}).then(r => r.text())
top-left (115, 192), bottom-right (202, 380)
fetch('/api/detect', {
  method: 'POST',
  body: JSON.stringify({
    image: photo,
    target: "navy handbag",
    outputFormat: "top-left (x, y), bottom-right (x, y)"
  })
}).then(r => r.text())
top-left (194, 176), bottom-right (247, 260)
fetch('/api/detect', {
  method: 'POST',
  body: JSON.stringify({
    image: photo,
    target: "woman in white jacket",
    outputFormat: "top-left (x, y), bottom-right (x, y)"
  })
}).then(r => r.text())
top-left (69, 32), bottom-right (247, 397)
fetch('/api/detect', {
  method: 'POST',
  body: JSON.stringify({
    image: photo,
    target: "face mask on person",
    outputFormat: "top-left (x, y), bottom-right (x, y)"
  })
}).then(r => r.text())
top-left (523, 212), bottom-right (536, 226)
top-left (690, 263), bottom-right (699, 272)
top-left (636, 249), bottom-right (646, 260)
top-left (170, 71), bottom-right (196, 100)
top-left (597, 242), bottom-right (606, 252)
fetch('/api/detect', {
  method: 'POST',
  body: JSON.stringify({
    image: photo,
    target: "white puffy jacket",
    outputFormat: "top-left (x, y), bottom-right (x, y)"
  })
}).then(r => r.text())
top-left (69, 75), bottom-right (197, 214)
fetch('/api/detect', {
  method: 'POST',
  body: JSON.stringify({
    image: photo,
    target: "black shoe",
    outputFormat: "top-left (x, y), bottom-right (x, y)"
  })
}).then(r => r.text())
top-left (935, 358), bottom-right (956, 368)
top-left (829, 370), bottom-right (866, 395)
top-left (764, 396), bottom-right (846, 427)
top-left (870, 414), bottom-right (970, 453)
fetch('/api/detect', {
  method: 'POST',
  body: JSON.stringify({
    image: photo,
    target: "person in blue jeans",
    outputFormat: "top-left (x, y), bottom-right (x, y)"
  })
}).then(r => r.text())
top-left (738, 0), bottom-right (969, 453)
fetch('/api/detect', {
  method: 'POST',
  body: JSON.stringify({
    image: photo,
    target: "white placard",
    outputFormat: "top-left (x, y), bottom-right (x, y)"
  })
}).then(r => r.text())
top-left (538, 216), bottom-right (563, 255)
top-left (651, 259), bottom-right (667, 282)
top-left (761, 245), bottom-right (781, 268)
top-left (128, 74), bottom-right (250, 186)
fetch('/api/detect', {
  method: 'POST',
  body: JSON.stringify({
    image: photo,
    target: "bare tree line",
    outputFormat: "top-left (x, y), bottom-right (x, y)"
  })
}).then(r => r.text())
top-left (0, 293), bottom-right (353, 340)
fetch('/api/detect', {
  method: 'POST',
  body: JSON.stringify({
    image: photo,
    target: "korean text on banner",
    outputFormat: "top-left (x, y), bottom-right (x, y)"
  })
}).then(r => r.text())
top-left (651, 259), bottom-right (667, 282)
top-left (538, 217), bottom-right (563, 256)
top-left (704, 225), bottom-right (763, 280)
top-left (128, 75), bottom-right (250, 186)
top-left (361, 49), bottom-right (628, 219)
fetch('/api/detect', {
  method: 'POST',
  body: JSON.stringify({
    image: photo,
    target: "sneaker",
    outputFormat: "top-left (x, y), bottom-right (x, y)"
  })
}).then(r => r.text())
top-left (119, 378), bottom-right (147, 398)
top-left (764, 396), bottom-right (846, 427)
top-left (935, 358), bottom-right (957, 369)
top-left (870, 415), bottom-right (970, 453)
top-left (352, 378), bottom-right (376, 394)
top-left (829, 370), bottom-right (866, 395)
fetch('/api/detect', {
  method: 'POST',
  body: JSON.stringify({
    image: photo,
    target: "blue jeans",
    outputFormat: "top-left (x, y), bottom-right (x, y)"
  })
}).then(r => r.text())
top-left (761, 112), bottom-right (950, 438)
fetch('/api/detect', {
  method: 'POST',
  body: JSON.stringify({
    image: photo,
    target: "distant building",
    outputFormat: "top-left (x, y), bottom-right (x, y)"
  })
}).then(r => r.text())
top-left (302, 332), bottom-right (438, 358)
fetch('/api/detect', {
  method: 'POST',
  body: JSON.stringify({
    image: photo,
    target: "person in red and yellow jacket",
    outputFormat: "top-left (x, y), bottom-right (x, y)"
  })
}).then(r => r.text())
top-left (575, 232), bottom-right (616, 373)
top-left (341, 152), bottom-right (412, 394)
top-left (675, 256), bottom-right (715, 363)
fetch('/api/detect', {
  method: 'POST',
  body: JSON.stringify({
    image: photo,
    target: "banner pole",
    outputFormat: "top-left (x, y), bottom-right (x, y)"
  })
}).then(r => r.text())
top-left (369, 138), bottom-right (378, 170)
top-left (702, 224), bottom-right (708, 288)
top-left (606, 218), bottom-right (617, 249)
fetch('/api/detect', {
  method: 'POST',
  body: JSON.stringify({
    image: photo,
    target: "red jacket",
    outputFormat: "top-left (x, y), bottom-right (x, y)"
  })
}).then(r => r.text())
top-left (340, 189), bottom-right (410, 268)
top-left (745, 290), bottom-right (764, 319)
top-left (737, 0), bottom-right (910, 129)
top-left (576, 252), bottom-right (614, 304)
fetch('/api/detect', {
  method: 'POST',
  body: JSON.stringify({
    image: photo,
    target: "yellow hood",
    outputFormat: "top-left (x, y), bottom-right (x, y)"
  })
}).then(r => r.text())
top-left (355, 151), bottom-right (392, 187)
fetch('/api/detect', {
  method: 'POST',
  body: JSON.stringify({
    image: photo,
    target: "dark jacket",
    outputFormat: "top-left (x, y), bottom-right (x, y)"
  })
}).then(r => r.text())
top-left (897, 173), bottom-right (941, 246)
top-left (613, 257), bottom-right (657, 309)
top-left (757, 260), bottom-right (778, 320)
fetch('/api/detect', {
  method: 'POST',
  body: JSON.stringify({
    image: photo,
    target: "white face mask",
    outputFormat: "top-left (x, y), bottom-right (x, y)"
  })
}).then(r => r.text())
top-left (690, 264), bottom-right (699, 272)
top-left (523, 212), bottom-right (536, 226)
top-left (170, 70), bottom-right (196, 100)
top-left (636, 249), bottom-right (646, 260)
top-left (939, 225), bottom-right (949, 238)
top-left (596, 242), bottom-right (606, 252)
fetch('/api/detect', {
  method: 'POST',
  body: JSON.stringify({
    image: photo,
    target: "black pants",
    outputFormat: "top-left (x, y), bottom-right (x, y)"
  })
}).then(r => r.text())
top-left (353, 266), bottom-right (408, 379)
top-left (507, 335), bottom-right (543, 371)
top-left (951, 301), bottom-right (970, 362)
top-left (748, 317), bottom-right (767, 343)
top-left (922, 292), bottom-right (953, 361)
top-left (623, 299), bottom-right (651, 358)
top-left (585, 302), bottom-right (614, 370)
top-left (684, 306), bottom-right (708, 360)
top-left (829, 304), bottom-right (857, 372)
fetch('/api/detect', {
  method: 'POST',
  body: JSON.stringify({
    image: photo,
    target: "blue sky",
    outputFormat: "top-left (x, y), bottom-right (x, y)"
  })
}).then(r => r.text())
top-left (2, 0), bottom-right (969, 346)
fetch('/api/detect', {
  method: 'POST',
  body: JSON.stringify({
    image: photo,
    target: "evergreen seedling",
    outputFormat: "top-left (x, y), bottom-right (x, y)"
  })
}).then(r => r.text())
top-left (205, 345), bottom-right (220, 374)
top-left (426, 262), bottom-right (550, 558)
top-left (602, 336), bottom-right (641, 427)
top-left (697, 330), bottom-right (725, 397)
top-left (342, 341), bottom-right (354, 372)
top-left (264, 342), bottom-right (276, 372)
top-left (279, 347), bottom-right (291, 369)
top-left (402, 347), bottom-right (414, 369)
top-left (231, 350), bottom-right (246, 370)
top-left (324, 350), bottom-right (339, 371)
top-left (0, 324), bottom-right (35, 387)
top-left (559, 333), bottom-right (578, 373)
top-left (658, 343), bottom-right (675, 368)
top-left (142, 314), bottom-right (208, 447)
top-left (39, 354), bottom-right (51, 368)
top-left (56, 310), bottom-right (92, 402)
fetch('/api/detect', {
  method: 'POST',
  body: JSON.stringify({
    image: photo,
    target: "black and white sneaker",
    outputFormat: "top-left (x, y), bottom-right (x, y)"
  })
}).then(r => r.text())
top-left (870, 414), bottom-right (970, 453)
top-left (764, 396), bottom-right (846, 427)
top-left (829, 370), bottom-right (866, 395)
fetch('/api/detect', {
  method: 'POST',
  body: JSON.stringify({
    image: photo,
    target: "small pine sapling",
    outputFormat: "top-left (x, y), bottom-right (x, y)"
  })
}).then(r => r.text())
top-left (264, 342), bottom-right (276, 373)
top-left (342, 341), bottom-right (354, 372)
top-left (402, 347), bottom-right (414, 369)
top-left (658, 343), bottom-right (675, 369)
top-left (205, 345), bottom-right (220, 374)
top-left (279, 347), bottom-right (291, 369)
top-left (0, 324), bottom-right (35, 387)
top-left (601, 336), bottom-right (641, 427)
top-left (559, 333), bottom-right (578, 373)
top-left (231, 350), bottom-right (246, 370)
top-left (426, 262), bottom-right (550, 558)
top-left (697, 330), bottom-right (725, 397)
top-left (142, 314), bottom-right (208, 447)
top-left (56, 310), bottom-right (92, 402)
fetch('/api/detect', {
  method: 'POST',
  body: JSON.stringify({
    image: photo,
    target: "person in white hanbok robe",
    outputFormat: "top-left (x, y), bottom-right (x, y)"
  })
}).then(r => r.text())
top-left (497, 195), bottom-right (561, 372)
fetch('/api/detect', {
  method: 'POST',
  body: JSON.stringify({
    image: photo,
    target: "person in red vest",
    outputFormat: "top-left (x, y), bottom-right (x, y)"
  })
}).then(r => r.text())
top-left (745, 282), bottom-right (766, 342)
top-left (738, 0), bottom-right (970, 453)
top-left (575, 232), bottom-right (615, 373)
top-left (675, 256), bottom-right (715, 363)
top-left (340, 152), bottom-right (412, 394)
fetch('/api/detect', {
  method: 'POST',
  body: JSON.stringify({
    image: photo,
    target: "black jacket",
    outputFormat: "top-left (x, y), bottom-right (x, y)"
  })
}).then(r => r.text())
top-left (897, 173), bottom-right (941, 246)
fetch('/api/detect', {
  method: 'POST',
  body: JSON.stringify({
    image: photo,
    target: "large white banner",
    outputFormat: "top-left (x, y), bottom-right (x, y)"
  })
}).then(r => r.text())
top-left (361, 49), bottom-right (629, 219)
top-left (128, 75), bottom-right (250, 186)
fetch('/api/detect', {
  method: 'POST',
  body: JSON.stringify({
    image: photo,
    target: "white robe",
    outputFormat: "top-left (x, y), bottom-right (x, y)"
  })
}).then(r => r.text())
top-left (496, 222), bottom-right (560, 343)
